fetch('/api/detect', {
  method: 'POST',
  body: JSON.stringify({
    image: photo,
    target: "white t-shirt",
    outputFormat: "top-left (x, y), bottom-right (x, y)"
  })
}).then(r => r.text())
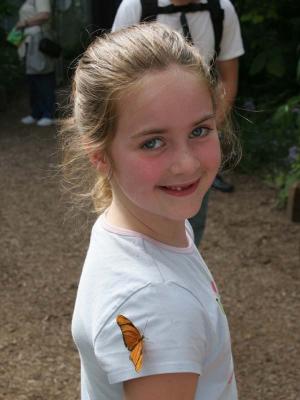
top-left (72, 213), bottom-right (238, 399)
top-left (112, 0), bottom-right (244, 63)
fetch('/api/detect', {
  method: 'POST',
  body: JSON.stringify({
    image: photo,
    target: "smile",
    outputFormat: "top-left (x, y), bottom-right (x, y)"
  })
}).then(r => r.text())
top-left (158, 179), bottom-right (200, 197)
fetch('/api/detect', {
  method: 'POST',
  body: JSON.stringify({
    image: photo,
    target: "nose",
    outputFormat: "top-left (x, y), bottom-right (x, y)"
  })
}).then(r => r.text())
top-left (169, 144), bottom-right (200, 176)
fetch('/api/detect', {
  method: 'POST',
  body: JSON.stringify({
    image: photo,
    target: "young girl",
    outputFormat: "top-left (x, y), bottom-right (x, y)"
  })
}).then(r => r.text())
top-left (61, 23), bottom-right (239, 400)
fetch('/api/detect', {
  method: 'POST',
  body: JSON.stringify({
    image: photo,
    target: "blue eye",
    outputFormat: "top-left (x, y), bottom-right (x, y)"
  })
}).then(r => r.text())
top-left (142, 138), bottom-right (163, 150)
top-left (190, 127), bottom-right (210, 138)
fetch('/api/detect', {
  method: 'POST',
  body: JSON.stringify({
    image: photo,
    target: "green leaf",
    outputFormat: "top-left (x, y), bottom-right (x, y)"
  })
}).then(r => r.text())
top-left (249, 52), bottom-right (267, 76)
top-left (297, 57), bottom-right (300, 84)
top-left (240, 12), bottom-right (264, 24)
top-left (266, 51), bottom-right (286, 77)
top-left (296, 113), bottom-right (300, 128)
top-left (253, 15), bottom-right (264, 24)
top-left (266, 8), bottom-right (278, 20)
top-left (272, 104), bottom-right (289, 123)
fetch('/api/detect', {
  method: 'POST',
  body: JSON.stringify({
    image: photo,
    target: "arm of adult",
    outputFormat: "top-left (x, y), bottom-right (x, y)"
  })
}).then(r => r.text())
top-left (16, 12), bottom-right (50, 29)
top-left (215, 57), bottom-right (239, 129)
top-left (214, 0), bottom-right (244, 128)
top-left (124, 372), bottom-right (199, 400)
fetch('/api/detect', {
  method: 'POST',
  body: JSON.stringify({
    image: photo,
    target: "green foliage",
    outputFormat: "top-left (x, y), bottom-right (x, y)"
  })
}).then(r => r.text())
top-left (233, 0), bottom-right (300, 206)
top-left (236, 95), bottom-right (300, 205)
top-left (235, 0), bottom-right (300, 98)
top-left (0, 1), bottom-right (16, 21)
top-left (297, 58), bottom-right (300, 84)
top-left (273, 98), bottom-right (300, 207)
top-left (0, 25), bottom-right (23, 96)
top-left (274, 155), bottom-right (300, 208)
top-left (237, 101), bottom-right (298, 171)
top-left (0, 44), bottom-right (22, 93)
top-left (0, 1), bottom-right (23, 98)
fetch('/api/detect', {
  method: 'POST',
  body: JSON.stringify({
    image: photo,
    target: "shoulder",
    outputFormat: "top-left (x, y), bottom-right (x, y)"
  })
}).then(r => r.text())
top-left (88, 216), bottom-right (163, 271)
top-left (75, 219), bottom-right (168, 331)
top-left (99, 281), bottom-right (206, 336)
top-left (83, 219), bottom-right (165, 297)
top-left (35, 0), bottom-right (51, 13)
top-left (77, 215), bottom-right (202, 335)
top-left (220, 0), bottom-right (239, 21)
top-left (220, 0), bottom-right (236, 12)
top-left (95, 282), bottom-right (209, 383)
top-left (112, 0), bottom-right (142, 31)
top-left (217, 0), bottom-right (244, 60)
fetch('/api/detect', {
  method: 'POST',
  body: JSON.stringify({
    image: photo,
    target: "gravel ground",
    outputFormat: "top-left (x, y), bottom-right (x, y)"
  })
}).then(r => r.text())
top-left (0, 99), bottom-right (299, 400)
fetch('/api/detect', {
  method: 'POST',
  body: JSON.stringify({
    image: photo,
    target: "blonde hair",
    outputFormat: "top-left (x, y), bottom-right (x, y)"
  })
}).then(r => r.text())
top-left (60, 23), bottom-right (240, 214)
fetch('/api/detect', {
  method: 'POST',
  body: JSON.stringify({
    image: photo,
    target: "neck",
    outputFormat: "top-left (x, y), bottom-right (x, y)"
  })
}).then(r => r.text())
top-left (106, 199), bottom-right (189, 247)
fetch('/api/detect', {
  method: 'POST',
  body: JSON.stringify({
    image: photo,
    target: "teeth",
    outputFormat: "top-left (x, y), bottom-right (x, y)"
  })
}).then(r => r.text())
top-left (169, 186), bottom-right (184, 191)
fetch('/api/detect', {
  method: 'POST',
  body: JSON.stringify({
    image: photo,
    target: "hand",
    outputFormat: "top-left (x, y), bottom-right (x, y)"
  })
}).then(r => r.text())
top-left (16, 20), bottom-right (27, 29)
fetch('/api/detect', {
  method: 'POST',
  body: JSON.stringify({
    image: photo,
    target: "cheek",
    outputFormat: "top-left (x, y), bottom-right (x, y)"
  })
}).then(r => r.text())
top-left (198, 138), bottom-right (221, 171)
top-left (114, 153), bottom-right (165, 189)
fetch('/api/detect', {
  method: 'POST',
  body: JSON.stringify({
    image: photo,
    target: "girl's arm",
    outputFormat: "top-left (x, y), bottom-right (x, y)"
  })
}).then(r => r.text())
top-left (16, 12), bottom-right (50, 29)
top-left (124, 372), bottom-right (199, 400)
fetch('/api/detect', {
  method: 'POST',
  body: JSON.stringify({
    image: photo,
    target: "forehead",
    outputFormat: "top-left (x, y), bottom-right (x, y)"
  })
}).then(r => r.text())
top-left (118, 65), bottom-right (211, 107)
top-left (115, 65), bottom-right (213, 134)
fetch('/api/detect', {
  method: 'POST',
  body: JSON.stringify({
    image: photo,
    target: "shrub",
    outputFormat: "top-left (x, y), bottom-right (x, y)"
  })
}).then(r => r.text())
top-left (0, 1), bottom-right (23, 105)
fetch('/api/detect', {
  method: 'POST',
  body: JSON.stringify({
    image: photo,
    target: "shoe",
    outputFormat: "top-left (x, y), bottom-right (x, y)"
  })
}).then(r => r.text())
top-left (36, 117), bottom-right (55, 127)
top-left (21, 115), bottom-right (36, 125)
top-left (212, 174), bottom-right (234, 193)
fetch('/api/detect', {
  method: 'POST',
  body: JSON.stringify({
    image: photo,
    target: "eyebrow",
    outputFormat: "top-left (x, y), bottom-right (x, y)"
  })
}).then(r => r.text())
top-left (131, 113), bottom-right (216, 139)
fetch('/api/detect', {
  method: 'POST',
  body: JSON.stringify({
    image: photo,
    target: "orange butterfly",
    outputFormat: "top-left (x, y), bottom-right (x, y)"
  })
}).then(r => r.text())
top-left (116, 314), bottom-right (144, 372)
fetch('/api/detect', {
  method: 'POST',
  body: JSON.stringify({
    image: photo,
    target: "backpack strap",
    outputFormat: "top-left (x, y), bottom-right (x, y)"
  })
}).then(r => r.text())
top-left (141, 1), bottom-right (210, 20)
top-left (140, 0), bottom-right (224, 60)
top-left (140, 0), bottom-right (160, 21)
top-left (206, 0), bottom-right (224, 58)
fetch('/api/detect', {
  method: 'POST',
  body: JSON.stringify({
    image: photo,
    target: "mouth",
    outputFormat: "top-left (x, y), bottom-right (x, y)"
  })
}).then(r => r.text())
top-left (158, 179), bottom-right (200, 197)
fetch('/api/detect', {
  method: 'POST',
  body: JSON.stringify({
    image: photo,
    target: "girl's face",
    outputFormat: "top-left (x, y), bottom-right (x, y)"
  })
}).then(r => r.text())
top-left (109, 65), bottom-right (221, 225)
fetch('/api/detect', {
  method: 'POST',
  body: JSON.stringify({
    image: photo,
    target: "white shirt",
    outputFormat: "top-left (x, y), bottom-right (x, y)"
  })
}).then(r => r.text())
top-left (72, 214), bottom-right (238, 399)
top-left (112, 0), bottom-right (244, 64)
top-left (19, 0), bottom-right (51, 31)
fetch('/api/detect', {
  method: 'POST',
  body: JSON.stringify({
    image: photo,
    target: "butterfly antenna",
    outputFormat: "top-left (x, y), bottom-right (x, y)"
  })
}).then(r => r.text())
top-left (143, 319), bottom-right (153, 342)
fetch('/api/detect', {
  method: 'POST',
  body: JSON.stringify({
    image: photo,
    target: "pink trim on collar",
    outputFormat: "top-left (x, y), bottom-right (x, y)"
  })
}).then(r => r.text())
top-left (98, 212), bottom-right (195, 254)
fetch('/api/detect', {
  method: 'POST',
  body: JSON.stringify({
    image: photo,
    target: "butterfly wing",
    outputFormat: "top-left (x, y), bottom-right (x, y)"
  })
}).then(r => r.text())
top-left (116, 314), bottom-right (142, 350)
top-left (116, 314), bottom-right (144, 372)
top-left (130, 340), bottom-right (143, 373)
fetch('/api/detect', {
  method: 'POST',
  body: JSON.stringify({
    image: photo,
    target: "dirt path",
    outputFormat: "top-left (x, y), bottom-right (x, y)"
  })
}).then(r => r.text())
top-left (0, 100), bottom-right (299, 400)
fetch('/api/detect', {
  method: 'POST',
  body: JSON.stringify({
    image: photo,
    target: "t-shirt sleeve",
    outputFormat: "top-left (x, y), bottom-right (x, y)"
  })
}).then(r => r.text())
top-left (35, 0), bottom-right (51, 14)
top-left (94, 282), bottom-right (208, 384)
top-left (112, 0), bottom-right (142, 32)
top-left (217, 0), bottom-right (245, 61)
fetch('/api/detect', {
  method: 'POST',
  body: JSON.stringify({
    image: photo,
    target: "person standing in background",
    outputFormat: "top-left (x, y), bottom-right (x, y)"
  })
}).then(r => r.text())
top-left (112, 0), bottom-right (244, 245)
top-left (17, 0), bottom-right (56, 127)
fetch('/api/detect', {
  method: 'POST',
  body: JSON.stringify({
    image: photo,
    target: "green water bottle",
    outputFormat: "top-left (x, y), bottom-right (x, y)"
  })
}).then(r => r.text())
top-left (7, 28), bottom-right (25, 47)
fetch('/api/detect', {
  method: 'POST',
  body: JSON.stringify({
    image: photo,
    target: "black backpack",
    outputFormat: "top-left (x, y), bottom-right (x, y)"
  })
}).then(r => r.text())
top-left (140, 0), bottom-right (224, 60)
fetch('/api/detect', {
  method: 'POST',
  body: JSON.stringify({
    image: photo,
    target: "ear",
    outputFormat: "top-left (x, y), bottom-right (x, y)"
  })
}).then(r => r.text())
top-left (89, 151), bottom-right (110, 174)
